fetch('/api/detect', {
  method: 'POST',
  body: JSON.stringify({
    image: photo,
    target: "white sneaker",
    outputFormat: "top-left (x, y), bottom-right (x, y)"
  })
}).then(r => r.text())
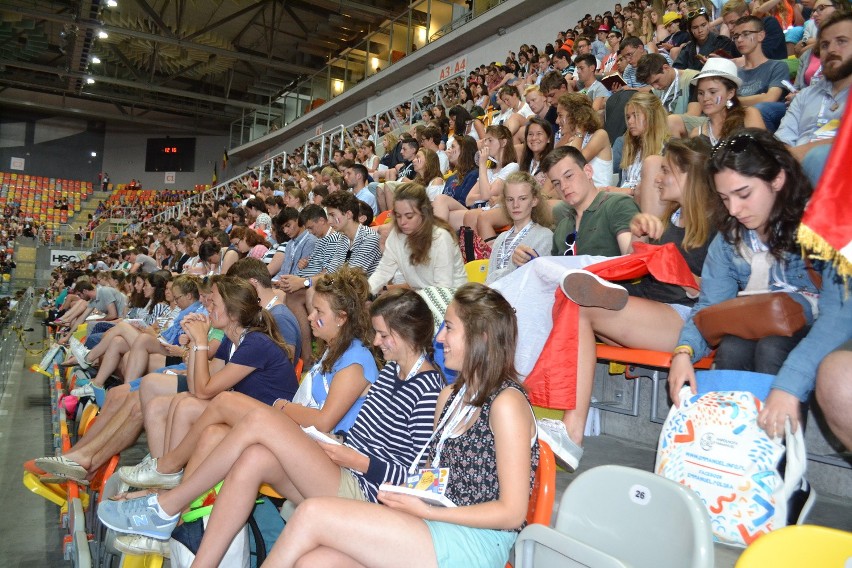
top-left (114, 534), bottom-right (171, 558)
top-left (119, 458), bottom-right (183, 489)
top-left (68, 337), bottom-right (92, 370)
top-left (537, 418), bottom-right (584, 472)
top-left (560, 269), bottom-right (628, 310)
top-left (71, 383), bottom-right (96, 398)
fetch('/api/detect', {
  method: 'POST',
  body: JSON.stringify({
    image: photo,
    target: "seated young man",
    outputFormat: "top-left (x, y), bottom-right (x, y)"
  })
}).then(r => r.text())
top-left (58, 280), bottom-right (127, 344)
top-left (732, 16), bottom-right (792, 131)
top-left (636, 53), bottom-right (704, 137)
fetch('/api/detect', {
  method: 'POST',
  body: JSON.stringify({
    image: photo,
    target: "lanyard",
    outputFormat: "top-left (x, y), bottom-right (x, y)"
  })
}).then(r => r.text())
top-left (408, 384), bottom-right (477, 473)
top-left (286, 233), bottom-right (308, 274)
top-left (264, 295), bottom-right (279, 310)
top-left (662, 68), bottom-right (680, 113)
top-left (815, 93), bottom-right (839, 128)
top-left (228, 329), bottom-right (248, 359)
top-left (497, 221), bottom-right (534, 270)
top-left (394, 352), bottom-right (427, 383)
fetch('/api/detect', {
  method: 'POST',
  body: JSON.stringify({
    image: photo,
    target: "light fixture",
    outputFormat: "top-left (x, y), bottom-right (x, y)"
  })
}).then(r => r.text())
top-left (91, 56), bottom-right (101, 64)
top-left (98, 30), bottom-right (108, 39)
top-left (106, 0), bottom-right (118, 7)
top-left (371, 57), bottom-right (379, 70)
top-left (91, 151), bottom-right (97, 157)
top-left (332, 79), bottom-right (344, 94)
top-left (418, 27), bottom-right (427, 43)
top-left (86, 77), bottom-right (95, 84)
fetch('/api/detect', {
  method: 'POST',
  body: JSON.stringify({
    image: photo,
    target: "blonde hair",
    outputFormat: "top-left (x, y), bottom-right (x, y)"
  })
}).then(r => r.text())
top-left (501, 171), bottom-right (552, 228)
top-left (621, 93), bottom-right (670, 169)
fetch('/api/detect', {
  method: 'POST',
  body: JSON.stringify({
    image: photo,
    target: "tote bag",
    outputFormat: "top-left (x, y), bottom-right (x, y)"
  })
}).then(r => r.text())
top-left (655, 370), bottom-right (814, 547)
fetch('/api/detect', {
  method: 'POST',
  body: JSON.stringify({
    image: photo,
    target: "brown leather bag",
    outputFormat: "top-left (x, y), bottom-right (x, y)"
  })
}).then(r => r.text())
top-left (693, 292), bottom-right (807, 347)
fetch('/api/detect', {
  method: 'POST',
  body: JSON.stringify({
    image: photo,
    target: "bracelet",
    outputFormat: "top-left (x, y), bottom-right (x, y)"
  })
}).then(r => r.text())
top-left (192, 345), bottom-right (209, 352)
top-left (673, 344), bottom-right (694, 358)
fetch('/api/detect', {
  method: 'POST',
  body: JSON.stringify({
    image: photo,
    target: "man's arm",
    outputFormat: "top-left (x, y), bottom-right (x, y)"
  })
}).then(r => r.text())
top-left (740, 86), bottom-right (784, 105)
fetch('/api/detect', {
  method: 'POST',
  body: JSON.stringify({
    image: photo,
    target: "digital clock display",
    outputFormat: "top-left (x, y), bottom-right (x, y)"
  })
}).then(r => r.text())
top-left (145, 138), bottom-right (196, 171)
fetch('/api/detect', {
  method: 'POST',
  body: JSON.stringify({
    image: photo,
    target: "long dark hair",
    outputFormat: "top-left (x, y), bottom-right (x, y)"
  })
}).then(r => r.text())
top-left (148, 272), bottom-right (169, 306)
top-left (448, 105), bottom-right (476, 137)
top-left (453, 135), bottom-right (478, 178)
top-left (370, 288), bottom-right (438, 363)
top-left (211, 275), bottom-right (291, 358)
top-left (707, 128), bottom-right (812, 258)
top-left (519, 117), bottom-right (554, 173)
top-left (392, 183), bottom-right (454, 266)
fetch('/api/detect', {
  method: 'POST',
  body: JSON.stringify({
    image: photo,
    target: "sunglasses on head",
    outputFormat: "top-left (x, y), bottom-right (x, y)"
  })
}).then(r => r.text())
top-left (687, 7), bottom-right (707, 20)
top-left (711, 132), bottom-right (772, 161)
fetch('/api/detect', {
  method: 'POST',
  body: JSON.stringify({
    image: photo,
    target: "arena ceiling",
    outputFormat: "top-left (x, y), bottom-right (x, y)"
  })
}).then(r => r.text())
top-left (0, 0), bottom-right (411, 132)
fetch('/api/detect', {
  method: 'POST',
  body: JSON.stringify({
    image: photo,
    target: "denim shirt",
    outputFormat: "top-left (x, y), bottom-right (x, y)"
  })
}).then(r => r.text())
top-left (678, 232), bottom-right (851, 400)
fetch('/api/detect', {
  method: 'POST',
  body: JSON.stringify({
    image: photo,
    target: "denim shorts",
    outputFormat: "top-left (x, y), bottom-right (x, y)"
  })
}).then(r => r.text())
top-left (424, 520), bottom-right (517, 568)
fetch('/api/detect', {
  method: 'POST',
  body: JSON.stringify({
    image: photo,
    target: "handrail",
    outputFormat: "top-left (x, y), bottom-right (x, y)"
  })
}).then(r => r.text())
top-left (302, 125), bottom-right (346, 166)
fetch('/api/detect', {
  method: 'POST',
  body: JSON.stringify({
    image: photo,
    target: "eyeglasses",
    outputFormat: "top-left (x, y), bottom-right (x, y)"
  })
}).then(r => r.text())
top-left (731, 30), bottom-right (759, 41)
top-left (563, 231), bottom-right (578, 256)
top-left (813, 4), bottom-right (834, 13)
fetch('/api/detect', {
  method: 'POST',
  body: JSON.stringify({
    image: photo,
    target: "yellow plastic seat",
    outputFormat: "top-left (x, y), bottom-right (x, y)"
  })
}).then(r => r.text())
top-left (465, 259), bottom-right (489, 284)
top-left (735, 525), bottom-right (852, 567)
top-left (120, 554), bottom-right (164, 567)
top-left (259, 483), bottom-right (284, 499)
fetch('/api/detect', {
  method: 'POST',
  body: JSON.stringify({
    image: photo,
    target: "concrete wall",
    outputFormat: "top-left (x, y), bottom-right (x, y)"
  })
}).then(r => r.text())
top-left (101, 126), bottom-right (230, 190)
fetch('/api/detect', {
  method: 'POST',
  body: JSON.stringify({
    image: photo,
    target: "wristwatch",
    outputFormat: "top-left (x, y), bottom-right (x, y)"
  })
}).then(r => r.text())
top-left (303, 277), bottom-right (312, 288)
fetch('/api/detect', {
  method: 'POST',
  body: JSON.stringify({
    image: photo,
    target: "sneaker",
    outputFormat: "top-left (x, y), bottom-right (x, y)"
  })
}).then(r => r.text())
top-left (68, 337), bottom-right (92, 369)
top-left (560, 269), bottom-right (628, 310)
top-left (97, 494), bottom-right (179, 539)
top-left (114, 534), bottom-right (171, 558)
top-left (120, 458), bottom-right (184, 489)
top-left (34, 455), bottom-right (88, 482)
top-left (71, 383), bottom-right (98, 399)
top-left (537, 418), bottom-right (584, 472)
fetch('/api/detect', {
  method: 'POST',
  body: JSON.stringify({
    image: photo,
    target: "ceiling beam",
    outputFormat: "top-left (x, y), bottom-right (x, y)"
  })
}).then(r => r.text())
top-left (283, 3), bottom-right (310, 38)
top-left (0, 58), bottom-right (270, 110)
top-left (3, 6), bottom-right (318, 76)
top-left (133, 0), bottom-right (177, 38)
top-left (109, 43), bottom-right (144, 81)
top-left (182, 0), bottom-right (270, 42)
top-left (156, 55), bottom-right (214, 85)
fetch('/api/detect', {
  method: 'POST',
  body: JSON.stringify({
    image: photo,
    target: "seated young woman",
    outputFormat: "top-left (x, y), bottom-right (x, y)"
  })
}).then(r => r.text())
top-left (368, 183), bottom-right (467, 296)
top-left (486, 172), bottom-right (554, 285)
top-left (260, 283), bottom-right (539, 568)
top-left (555, 93), bottom-right (613, 188)
top-left (604, 93), bottom-right (672, 218)
top-left (448, 105), bottom-right (486, 142)
top-left (118, 267), bottom-right (378, 489)
top-left (99, 288), bottom-right (447, 561)
top-left (537, 137), bottom-right (715, 470)
top-left (449, 124), bottom-right (519, 234)
top-left (669, 129), bottom-right (850, 439)
top-left (432, 135), bottom-right (481, 222)
top-left (413, 147), bottom-right (450, 202)
top-left (668, 58), bottom-right (765, 139)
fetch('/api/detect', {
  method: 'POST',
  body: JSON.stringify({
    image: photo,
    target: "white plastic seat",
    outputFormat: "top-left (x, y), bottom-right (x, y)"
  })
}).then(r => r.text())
top-left (514, 465), bottom-right (714, 568)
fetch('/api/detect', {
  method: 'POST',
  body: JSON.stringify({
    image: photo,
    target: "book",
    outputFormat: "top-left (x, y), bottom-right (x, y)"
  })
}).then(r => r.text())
top-left (302, 425), bottom-right (342, 445)
top-left (379, 468), bottom-right (456, 507)
top-left (600, 72), bottom-right (627, 91)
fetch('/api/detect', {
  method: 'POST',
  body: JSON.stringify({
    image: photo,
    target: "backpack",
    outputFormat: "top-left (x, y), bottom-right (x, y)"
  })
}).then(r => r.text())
top-left (457, 226), bottom-right (492, 263)
top-left (655, 370), bottom-right (814, 547)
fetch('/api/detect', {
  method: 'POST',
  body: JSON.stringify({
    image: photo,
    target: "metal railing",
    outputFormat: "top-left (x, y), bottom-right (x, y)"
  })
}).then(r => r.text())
top-left (0, 287), bottom-right (34, 401)
top-left (229, 0), bottom-right (510, 146)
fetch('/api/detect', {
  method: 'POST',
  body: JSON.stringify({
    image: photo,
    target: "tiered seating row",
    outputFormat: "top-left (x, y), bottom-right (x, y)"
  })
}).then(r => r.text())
top-left (0, 172), bottom-right (92, 229)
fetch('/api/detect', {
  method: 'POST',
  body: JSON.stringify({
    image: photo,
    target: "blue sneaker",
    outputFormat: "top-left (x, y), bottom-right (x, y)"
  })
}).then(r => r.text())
top-left (97, 494), bottom-right (179, 539)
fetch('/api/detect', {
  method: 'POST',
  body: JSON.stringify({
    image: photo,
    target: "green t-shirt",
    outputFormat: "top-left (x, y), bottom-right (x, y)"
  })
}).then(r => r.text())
top-left (551, 191), bottom-right (639, 257)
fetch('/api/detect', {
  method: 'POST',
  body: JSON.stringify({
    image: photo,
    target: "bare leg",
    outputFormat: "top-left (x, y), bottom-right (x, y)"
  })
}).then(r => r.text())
top-left (287, 288), bottom-right (313, 366)
top-left (139, 373), bottom-right (179, 457)
top-left (561, 298), bottom-right (684, 445)
top-left (667, 114), bottom-right (687, 139)
top-left (461, 208), bottom-right (482, 230)
top-left (164, 396), bottom-right (210, 453)
top-left (816, 349), bottom-right (852, 450)
top-left (87, 321), bottom-right (142, 361)
top-left (155, 407), bottom-right (342, 517)
top-left (72, 384), bottom-right (129, 452)
top-left (90, 337), bottom-right (130, 386)
top-left (267, 497), bottom-right (437, 568)
top-left (432, 194), bottom-right (467, 223)
top-left (156, 391), bottom-right (267, 474)
top-left (123, 333), bottom-right (168, 382)
top-left (64, 391), bottom-right (143, 472)
top-left (475, 207), bottom-right (511, 240)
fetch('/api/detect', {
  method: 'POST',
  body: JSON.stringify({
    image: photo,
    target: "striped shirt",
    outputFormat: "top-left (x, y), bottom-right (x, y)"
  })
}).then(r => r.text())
top-left (296, 231), bottom-right (349, 277)
top-left (345, 364), bottom-right (444, 501)
top-left (263, 242), bottom-right (286, 265)
top-left (328, 224), bottom-right (381, 276)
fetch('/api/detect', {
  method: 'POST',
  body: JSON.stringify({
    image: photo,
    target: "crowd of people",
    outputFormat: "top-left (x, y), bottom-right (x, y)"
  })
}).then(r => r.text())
top-left (28, 0), bottom-right (852, 565)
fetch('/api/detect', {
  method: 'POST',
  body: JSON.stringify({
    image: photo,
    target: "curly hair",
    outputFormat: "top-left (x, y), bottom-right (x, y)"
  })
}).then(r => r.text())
top-left (314, 266), bottom-right (373, 374)
top-left (707, 128), bottom-right (812, 258)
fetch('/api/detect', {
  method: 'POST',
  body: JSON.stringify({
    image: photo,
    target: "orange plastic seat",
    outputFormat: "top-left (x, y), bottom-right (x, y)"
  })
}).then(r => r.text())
top-left (505, 440), bottom-right (557, 568)
top-left (372, 210), bottom-right (392, 226)
top-left (595, 344), bottom-right (715, 370)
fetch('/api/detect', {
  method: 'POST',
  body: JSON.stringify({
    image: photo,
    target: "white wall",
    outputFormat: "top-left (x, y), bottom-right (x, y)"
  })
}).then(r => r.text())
top-left (102, 126), bottom-right (230, 189)
top-left (365, 0), bottom-right (604, 116)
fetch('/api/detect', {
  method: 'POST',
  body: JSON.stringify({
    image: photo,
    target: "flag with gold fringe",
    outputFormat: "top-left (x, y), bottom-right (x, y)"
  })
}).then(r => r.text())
top-left (797, 102), bottom-right (852, 278)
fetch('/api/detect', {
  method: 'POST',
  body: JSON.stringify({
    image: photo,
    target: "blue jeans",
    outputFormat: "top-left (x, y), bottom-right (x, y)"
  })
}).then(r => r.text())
top-left (755, 101), bottom-right (787, 133)
top-left (802, 145), bottom-right (832, 186)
